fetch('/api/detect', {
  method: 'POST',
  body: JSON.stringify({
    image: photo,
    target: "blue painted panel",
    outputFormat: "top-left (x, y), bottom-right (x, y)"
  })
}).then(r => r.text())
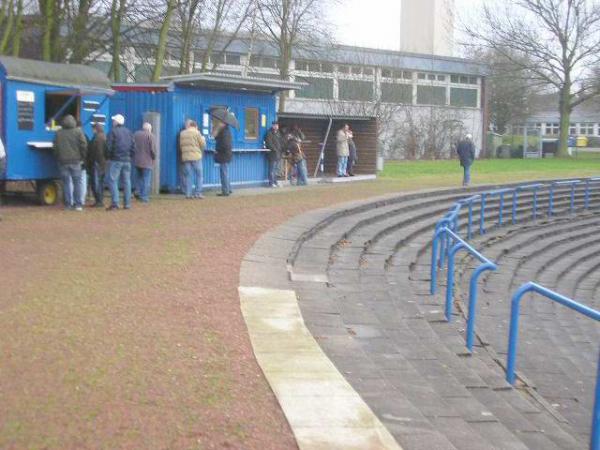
top-left (1, 78), bottom-right (110, 182)
top-left (111, 86), bottom-right (277, 191)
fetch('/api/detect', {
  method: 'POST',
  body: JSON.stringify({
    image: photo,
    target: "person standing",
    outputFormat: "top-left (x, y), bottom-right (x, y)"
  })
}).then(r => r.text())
top-left (456, 133), bottom-right (476, 187)
top-left (52, 114), bottom-right (87, 211)
top-left (106, 114), bottom-right (135, 210)
top-left (336, 124), bottom-right (350, 177)
top-left (287, 133), bottom-right (308, 186)
top-left (264, 121), bottom-right (284, 187)
top-left (88, 123), bottom-right (107, 207)
top-left (133, 122), bottom-right (157, 203)
top-left (347, 127), bottom-right (358, 176)
top-left (179, 120), bottom-right (206, 199)
top-left (214, 120), bottom-right (233, 196)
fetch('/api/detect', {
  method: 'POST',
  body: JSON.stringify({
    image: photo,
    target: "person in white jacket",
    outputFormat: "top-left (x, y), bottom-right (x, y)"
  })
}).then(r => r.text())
top-left (336, 124), bottom-right (351, 177)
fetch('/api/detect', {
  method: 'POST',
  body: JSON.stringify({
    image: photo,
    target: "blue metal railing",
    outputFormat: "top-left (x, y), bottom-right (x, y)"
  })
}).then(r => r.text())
top-left (442, 228), bottom-right (497, 337)
top-left (428, 178), bottom-right (600, 446)
top-left (548, 179), bottom-right (581, 216)
top-left (505, 282), bottom-right (600, 449)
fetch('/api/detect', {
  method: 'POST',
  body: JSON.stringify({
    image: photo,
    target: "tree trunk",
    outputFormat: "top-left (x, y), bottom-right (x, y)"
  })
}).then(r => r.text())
top-left (557, 84), bottom-right (572, 158)
top-left (0, 0), bottom-right (14, 54)
top-left (42, 0), bottom-right (54, 61)
top-left (110, 0), bottom-right (126, 81)
top-left (70, 0), bottom-right (90, 63)
top-left (11, 0), bottom-right (23, 56)
top-left (152, 0), bottom-right (177, 82)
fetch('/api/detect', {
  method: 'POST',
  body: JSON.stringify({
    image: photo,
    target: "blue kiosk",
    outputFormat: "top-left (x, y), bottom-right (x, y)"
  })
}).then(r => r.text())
top-left (111, 73), bottom-right (304, 192)
top-left (0, 56), bottom-right (112, 204)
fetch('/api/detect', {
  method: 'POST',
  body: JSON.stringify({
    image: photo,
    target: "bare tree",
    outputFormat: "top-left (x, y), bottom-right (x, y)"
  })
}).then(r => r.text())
top-left (257, 0), bottom-right (333, 111)
top-left (463, 0), bottom-right (600, 157)
top-left (151, 0), bottom-right (177, 81)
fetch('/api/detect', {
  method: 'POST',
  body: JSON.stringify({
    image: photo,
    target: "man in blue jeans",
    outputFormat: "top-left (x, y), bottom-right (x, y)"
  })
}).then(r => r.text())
top-left (106, 114), bottom-right (135, 210)
top-left (456, 133), bottom-right (476, 187)
top-left (179, 120), bottom-right (206, 198)
top-left (52, 115), bottom-right (87, 210)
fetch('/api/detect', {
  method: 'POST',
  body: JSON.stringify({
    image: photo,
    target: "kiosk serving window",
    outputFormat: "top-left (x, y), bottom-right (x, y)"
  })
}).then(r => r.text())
top-left (245, 108), bottom-right (259, 140)
top-left (45, 92), bottom-right (80, 128)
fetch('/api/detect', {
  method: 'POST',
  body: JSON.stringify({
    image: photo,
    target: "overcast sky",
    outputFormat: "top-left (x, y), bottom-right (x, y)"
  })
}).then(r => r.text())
top-left (328, 0), bottom-right (481, 53)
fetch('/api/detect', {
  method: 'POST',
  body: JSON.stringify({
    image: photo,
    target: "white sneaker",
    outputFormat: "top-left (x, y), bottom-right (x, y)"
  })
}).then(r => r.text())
top-left (75, 206), bottom-right (83, 211)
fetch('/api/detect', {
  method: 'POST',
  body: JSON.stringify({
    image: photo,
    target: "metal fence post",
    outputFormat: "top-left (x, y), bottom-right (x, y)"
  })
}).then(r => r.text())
top-left (506, 284), bottom-right (528, 384)
top-left (498, 192), bottom-right (505, 226)
top-left (586, 179), bottom-right (592, 210)
top-left (533, 189), bottom-right (538, 220)
top-left (548, 185), bottom-right (555, 217)
top-left (570, 183), bottom-right (576, 213)
top-left (479, 194), bottom-right (486, 235)
top-left (592, 352), bottom-right (600, 450)
top-left (512, 190), bottom-right (518, 225)
top-left (466, 262), bottom-right (497, 351)
top-left (445, 242), bottom-right (465, 322)
top-left (468, 201), bottom-right (473, 240)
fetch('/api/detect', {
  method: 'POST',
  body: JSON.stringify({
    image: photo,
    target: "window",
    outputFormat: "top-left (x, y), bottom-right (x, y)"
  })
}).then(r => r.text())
top-left (17, 90), bottom-right (34, 130)
top-left (249, 55), bottom-right (278, 68)
top-left (295, 77), bottom-right (334, 99)
top-left (416, 86), bottom-right (446, 105)
top-left (437, 75), bottom-right (446, 81)
top-left (363, 67), bottom-right (374, 76)
top-left (544, 123), bottom-right (559, 135)
top-left (351, 66), bottom-right (362, 75)
top-left (418, 73), bottom-right (426, 80)
top-left (382, 68), bottom-right (393, 78)
top-left (450, 88), bottom-right (477, 107)
top-left (451, 75), bottom-right (459, 83)
top-left (459, 75), bottom-right (469, 84)
top-left (402, 71), bottom-right (413, 79)
top-left (468, 76), bottom-right (478, 85)
top-left (244, 108), bottom-right (259, 140)
top-left (45, 92), bottom-right (79, 128)
top-left (381, 83), bottom-right (412, 104)
top-left (427, 74), bottom-right (436, 81)
top-left (337, 64), bottom-right (351, 74)
top-left (321, 62), bottom-right (334, 73)
top-left (211, 53), bottom-right (226, 65)
top-left (338, 79), bottom-right (373, 101)
top-left (226, 53), bottom-right (241, 65)
top-left (569, 123), bottom-right (577, 135)
top-left (308, 61), bottom-right (320, 72)
top-left (581, 123), bottom-right (595, 135)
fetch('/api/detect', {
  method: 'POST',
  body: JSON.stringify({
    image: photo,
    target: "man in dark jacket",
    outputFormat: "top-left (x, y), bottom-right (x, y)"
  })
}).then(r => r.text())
top-left (456, 133), bottom-right (476, 187)
top-left (213, 120), bottom-right (233, 196)
top-left (52, 114), bottom-right (87, 210)
top-left (106, 114), bottom-right (135, 210)
top-left (133, 122), bottom-right (157, 203)
top-left (264, 121), bottom-right (284, 187)
top-left (88, 122), bottom-right (107, 207)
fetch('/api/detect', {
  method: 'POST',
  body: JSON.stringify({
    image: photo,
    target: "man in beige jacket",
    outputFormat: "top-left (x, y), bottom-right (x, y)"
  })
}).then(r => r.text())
top-left (336, 124), bottom-right (350, 177)
top-left (179, 120), bottom-right (206, 198)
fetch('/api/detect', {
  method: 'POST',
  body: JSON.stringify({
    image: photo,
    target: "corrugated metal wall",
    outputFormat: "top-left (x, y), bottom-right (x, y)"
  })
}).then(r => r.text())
top-left (111, 86), bottom-right (275, 191)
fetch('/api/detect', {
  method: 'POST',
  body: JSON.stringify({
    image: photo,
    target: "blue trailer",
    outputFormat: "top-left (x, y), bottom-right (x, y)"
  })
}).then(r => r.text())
top-left (0, 56), bottom-right (112, 204)
top-left (111, 73), bottom-right (304, 192)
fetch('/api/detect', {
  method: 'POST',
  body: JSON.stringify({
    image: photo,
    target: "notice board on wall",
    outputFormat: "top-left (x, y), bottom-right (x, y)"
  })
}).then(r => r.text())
top-left (17, 90), bottom-right (34, 130)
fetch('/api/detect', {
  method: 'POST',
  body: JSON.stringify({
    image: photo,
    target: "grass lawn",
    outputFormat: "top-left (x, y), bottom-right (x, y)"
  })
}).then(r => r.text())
top-left (380, 157), bottom-right (600, 187)
top-left (2, 157), bottom-right (600, 449)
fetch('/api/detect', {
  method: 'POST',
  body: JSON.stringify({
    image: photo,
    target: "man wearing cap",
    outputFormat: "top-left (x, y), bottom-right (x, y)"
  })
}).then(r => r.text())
top-left (106, 114), bottom-right (135, 210)
top-left (456, 133), bottom-right (476, 187)
top-left (264, 121), bottom-right (284, 187)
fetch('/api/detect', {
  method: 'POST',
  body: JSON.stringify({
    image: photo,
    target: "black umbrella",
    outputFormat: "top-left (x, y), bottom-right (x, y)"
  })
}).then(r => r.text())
top-left (209, 107), bottom-right (239, 129)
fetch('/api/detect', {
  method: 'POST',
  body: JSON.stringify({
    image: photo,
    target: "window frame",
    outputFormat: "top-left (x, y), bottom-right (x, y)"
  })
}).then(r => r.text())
top-left (244, 107), bottom-right (260, 140)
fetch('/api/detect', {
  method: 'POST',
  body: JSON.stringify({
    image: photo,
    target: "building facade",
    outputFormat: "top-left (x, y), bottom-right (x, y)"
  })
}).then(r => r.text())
top-left (90, 33), bottom-right (486, 158)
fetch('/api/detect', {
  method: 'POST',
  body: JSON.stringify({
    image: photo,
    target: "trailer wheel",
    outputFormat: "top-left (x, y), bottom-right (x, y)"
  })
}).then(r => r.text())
top-left (36, 180), bottom-right (59, 206)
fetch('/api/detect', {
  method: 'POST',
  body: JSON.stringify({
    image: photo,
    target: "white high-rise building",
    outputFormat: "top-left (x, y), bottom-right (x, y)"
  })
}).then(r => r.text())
top-left (400, 0), bottom-right (455, 56)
